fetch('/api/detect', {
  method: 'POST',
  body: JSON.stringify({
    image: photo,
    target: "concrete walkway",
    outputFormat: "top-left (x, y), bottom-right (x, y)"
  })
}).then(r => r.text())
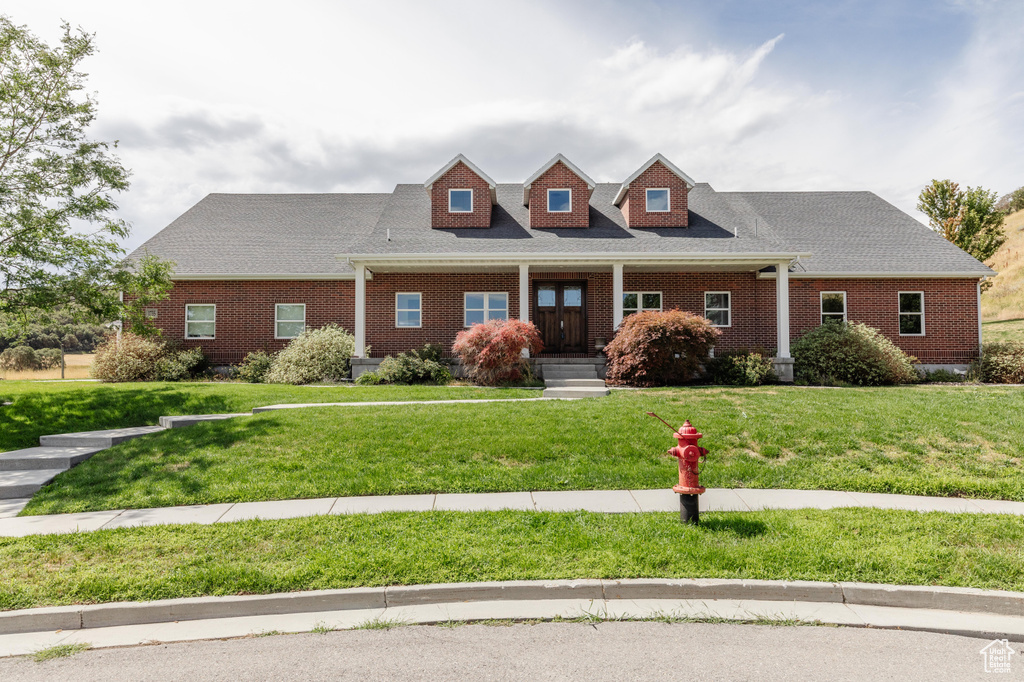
top-left (2, 487), bottom-right (1024, 537)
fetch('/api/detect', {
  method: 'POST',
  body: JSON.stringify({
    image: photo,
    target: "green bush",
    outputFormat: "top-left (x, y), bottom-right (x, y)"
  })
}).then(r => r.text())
top-left (0, 346), bottom-right (39, 371)
top-left (355, 344), bottom-right (452, 385)
top-left (154, 347), bottom-right (208, 382)
top-left (92, 334), bottom-right (207, 382)
top-left (704, 349), bottom-right (777, 386)
top-left (265, 324), bottom-right (355, 385)
top-left (604, 310), bottom-right (721, 386)
top-left (236, 351), bottom-right (275, 383)
top-left (921, 368), bottom-right (966, 383)
top-left (792, 321), bottom-right (918, 386)
top-left (974, 343), bottom-right (1024, 384)
top-left (35, 348), bottom-right (63, 370)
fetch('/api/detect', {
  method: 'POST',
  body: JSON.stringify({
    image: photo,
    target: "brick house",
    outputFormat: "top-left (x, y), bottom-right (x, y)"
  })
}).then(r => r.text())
top-left (130, 153), bottom-right (994, 380)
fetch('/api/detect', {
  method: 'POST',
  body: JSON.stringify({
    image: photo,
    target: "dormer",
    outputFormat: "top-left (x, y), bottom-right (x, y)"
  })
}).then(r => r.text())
top-left (424, 154), bottom-right (497, 228)
top-left (523, 154), bottom-right (595, 228)
top-left (614, 153), bottom-right (695, 228)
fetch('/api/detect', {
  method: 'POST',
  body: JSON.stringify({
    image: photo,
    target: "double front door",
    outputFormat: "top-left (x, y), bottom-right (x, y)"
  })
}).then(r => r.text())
top-left (533, 281), bottom-right (587, 354)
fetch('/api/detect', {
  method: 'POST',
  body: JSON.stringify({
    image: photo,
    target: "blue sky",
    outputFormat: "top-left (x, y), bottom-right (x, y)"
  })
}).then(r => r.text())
top-left (5, 0), bottom-right (1022, 251)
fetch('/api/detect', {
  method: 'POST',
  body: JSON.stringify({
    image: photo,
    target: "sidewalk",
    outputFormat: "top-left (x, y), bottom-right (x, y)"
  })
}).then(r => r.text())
top-left (2, 487), bottom-right (1023, 537)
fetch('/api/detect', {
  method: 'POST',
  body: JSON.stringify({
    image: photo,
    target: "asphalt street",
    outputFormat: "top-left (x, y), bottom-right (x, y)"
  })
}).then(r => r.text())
top-left (0, 621), bottom-right (1014, 681)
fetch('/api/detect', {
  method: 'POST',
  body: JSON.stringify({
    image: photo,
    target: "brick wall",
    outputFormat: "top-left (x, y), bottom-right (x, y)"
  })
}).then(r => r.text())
top-left (528, 161), bottom-right (591, 228)
top-left (429, 161), bottom-right (492, 229)
top-left (620, 161), bottom-right (690, 228)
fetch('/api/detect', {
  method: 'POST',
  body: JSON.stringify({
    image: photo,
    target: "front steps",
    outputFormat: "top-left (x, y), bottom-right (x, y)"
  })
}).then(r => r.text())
top-left (542, 364), bottom-right (610, 399)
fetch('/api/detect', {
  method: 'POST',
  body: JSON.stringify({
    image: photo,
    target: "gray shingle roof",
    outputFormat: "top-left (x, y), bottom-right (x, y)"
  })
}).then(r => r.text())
top-left (130, 183), bottom-right (993, 278)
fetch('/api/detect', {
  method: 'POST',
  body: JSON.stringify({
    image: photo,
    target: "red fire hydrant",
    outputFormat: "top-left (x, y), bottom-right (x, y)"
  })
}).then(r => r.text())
top-left (669, 420), bottom-right (707, 495)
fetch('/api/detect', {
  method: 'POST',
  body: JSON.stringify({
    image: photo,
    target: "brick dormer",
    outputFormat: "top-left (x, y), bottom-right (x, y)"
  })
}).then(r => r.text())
top-left (424, 154), bottom-right (496, 228)
top-left (614, 154), bottom-right (695, 228)
top-left (523, 154), bottom-right (595, 228)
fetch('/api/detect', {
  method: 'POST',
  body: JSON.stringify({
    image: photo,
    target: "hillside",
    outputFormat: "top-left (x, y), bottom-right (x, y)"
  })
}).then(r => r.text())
top-left (981, 208), bottom-right (1024, 322)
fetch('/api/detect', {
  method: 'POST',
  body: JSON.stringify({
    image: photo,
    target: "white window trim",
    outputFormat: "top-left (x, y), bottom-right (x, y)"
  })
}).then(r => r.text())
top-left (395, 292), bottom-right (422, 329)
top-left (448, 188), bottom-right (473, 213)
top-left (898, 291), bottom-right (925, 336)
top-left (646, 187), bottom-right (670, 213)
top-left (547, 188), bottom-right (572, 213)
top-left (464, 292), bottom-right (509, 327)
top-left (274, 303), bottom-right (306, 340)
top-left (184, 304), bottom-right (216, 340)
top-left (820, 291), bottom-right (847, 323)
top-left (623, 291), bottom-right (663, 316)
top-left (704, 291), bottom-right (732, 328)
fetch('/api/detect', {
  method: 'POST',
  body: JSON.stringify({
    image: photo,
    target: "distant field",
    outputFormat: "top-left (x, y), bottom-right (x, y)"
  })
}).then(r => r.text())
top-left (983, 318), bottom-right (1024, 344)
top-left (0, 353), bottom-right (94, 381)
top-left (982, 208), bottom-right (1024, 322)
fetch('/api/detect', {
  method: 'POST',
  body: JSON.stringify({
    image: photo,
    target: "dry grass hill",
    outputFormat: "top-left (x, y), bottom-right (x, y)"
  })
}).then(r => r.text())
top-left (981, 208), bottom-right (1024, 323)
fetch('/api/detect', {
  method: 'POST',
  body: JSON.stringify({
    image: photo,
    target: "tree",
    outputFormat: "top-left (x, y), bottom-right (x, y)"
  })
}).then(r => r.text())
top-left (917, 179), bottom-right (1007, 263)
top-left (995, 186), bottom-right (1024, 214)
top-left (0, 17), bottom-right (171, 326)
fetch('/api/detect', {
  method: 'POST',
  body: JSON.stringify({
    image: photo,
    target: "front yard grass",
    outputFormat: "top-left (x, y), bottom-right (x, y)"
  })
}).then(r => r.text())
top-left (0, 381), bottom-right (539, 452)
top-left (20, 384), bottom-right (1024, 515)
top-left (1, 509), bottom-right (1022, 611)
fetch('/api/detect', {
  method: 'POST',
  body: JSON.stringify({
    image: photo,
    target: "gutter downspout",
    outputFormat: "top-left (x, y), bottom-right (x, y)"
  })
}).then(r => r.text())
top-left (977, 277), bottom-right (985, 358)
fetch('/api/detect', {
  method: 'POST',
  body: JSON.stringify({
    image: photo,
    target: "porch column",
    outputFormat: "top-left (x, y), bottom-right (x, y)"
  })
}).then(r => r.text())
top-left (354, 264), bottom-right (366, 358)
top-left (774, 261), bottom-right (794, 382)
top-left (519, 264), bottom-right (530, 358)
top-left (612, 263), bottom-right (624, 329)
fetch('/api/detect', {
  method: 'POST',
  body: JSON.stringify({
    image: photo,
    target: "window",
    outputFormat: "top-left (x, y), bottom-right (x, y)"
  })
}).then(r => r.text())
top-left (821, 292), bottom-right (847, 324)
top-left (449, 189), bottom-right (473, 213)
top-left (185, 304), bottom-right (215, 339)
top-left (899, 292), bottom-right (924, 335)
top-left (646, 188), bottom-right (670, 213)
top-left (275, 303), bottom-right (306, 339)
top-left (623, 291), bottom-right (662, 316)
top-left (547, 188), bottom-right (571, 213)
top-left (396, 293), bottom-right (421, 328)
top-left (704, 292), bottom-right (731, 327)
top-left (464, 292), bottom-right (508, 326)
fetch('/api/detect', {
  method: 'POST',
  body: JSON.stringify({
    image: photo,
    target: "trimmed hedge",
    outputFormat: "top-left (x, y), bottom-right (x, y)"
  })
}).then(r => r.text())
top-left (792, 321), bottom-right (918, 386)
top-left (604, 310), bottom-right (720, 387)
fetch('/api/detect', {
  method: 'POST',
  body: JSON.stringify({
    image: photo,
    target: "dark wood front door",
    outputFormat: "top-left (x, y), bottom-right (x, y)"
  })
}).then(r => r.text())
top-left (534, 281), bottom-right (587, 354)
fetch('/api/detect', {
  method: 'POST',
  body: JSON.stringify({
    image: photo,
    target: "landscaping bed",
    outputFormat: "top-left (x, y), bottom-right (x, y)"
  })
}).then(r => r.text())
top-left (1, 508), bottom-right (1022, 611)
top-left (19, 384), bottom-right (1024, 515)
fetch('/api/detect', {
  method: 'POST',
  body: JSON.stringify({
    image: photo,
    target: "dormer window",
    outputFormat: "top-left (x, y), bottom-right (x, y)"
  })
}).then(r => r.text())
top-left (547, 189), bottom-right (571, 213)
top-left (646, 188), bottom-right (669, 213)
top-left (449, 189), bottom-right (473, 213)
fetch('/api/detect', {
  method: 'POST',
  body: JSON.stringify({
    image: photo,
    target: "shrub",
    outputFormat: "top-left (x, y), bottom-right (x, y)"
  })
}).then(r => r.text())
top-left (237, 351), bottom-right (275, 383)
top-left (91, 333), bottom-right (166, 382)
top-left (704, 349), bottom-right (777, 386)
top-left (604, 310), bottom-right (721, 387)
top-left (154, 347), bottom-right (208, 382)
top-left (792, 321), bottom-right (918, 386)
top-left (356, 344), bottom-right (452, 385)
top-left (922, 368), bottom-right (966, 383)
top-left (265, 324), bottom-right (355, 384)
top-left (0, 346), bottom-right (39, 372)
top-left (452, 320), bottom-right (543, 386)
top-left (974, 342), bottom-right (1024, 384)
top-left (35, 348), bottom-right (64, 370)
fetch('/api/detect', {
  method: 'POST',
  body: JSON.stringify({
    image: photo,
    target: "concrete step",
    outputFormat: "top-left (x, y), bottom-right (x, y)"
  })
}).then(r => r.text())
top-left (0, 469), bottom-right (64, 499)
top-left (158, 414), bottom-right (249, 429)
top-left (0, 446), bottom-right (105, 471)
top-left (543, 379), bottom-right (607, 388)
top-left (39, 425), bottom-right (165, 448)
top-left (543, 367), bottom-right (600, 379)
top-left (542, 387), bottom-right (611, 400)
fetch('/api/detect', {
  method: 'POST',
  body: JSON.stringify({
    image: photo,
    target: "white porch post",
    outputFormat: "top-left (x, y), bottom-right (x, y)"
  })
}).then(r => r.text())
top-left (612, 263), bottom-right (624, 330)
top-left (775, 261), bottom-right (794, 382)
top-left (354, 264), bottom-right (366, 358)
top-left (519, 264), bottom-right (530, 358)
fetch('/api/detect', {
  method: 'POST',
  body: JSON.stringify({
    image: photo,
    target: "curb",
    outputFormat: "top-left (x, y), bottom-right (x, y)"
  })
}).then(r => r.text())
top-left (2, 579), bottom-right (1021, 637)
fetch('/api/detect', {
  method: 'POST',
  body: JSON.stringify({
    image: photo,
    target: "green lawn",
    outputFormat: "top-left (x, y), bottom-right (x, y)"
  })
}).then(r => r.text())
top-left (0, 381), bottom-right (538, 452)
top-left (21, 384), bottom-right (1024, 515)
top-left (983, 318), bottom-right (1024, 344)
top-left (1, 509), bottom-right (1022, 611)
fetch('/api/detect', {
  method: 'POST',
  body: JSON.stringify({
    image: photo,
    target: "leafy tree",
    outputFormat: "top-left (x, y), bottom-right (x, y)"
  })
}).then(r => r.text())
top-left (995, 187), bottom-right (1024, 214)
top-left (917, 179), bottom-right (1006, 262)
top-left (0, 17), bottom-right (171, 326)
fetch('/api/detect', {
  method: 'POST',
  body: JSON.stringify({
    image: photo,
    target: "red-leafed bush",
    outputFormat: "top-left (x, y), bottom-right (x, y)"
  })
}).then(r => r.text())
top-left (604, 310), bottom-right (721, 386)
top-left (452, 319), bottom-right (543, 385)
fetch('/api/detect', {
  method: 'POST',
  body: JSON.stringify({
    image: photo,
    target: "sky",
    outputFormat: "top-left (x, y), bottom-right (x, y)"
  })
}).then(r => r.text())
top-left (5, 0), bottom-right (1024, 252)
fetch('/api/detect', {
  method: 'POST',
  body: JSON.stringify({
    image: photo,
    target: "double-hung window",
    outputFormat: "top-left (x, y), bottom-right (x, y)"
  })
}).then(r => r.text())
top-left (623, 292), bottom-right (662, 316)
top-left (464, 293), bottom-right (508, 326)
top-left (646, 188), bottom-right (670, 212)
top-left (449, 189), bottom-right (473, 213)
top-left (821, 292), bottom-right (847, 324)
top-left (898, 292), bottom-right (924, 335)
top-left (704, 292), bottom-right (731, 327)
top-left (185, 304), bottom-right (215, 339)
top-left (275, 304), bottom-right (306, 339)
top-left (547, 189), bottom-right (571, 213)
top-left (396, 293), bottom-right (421, 328)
